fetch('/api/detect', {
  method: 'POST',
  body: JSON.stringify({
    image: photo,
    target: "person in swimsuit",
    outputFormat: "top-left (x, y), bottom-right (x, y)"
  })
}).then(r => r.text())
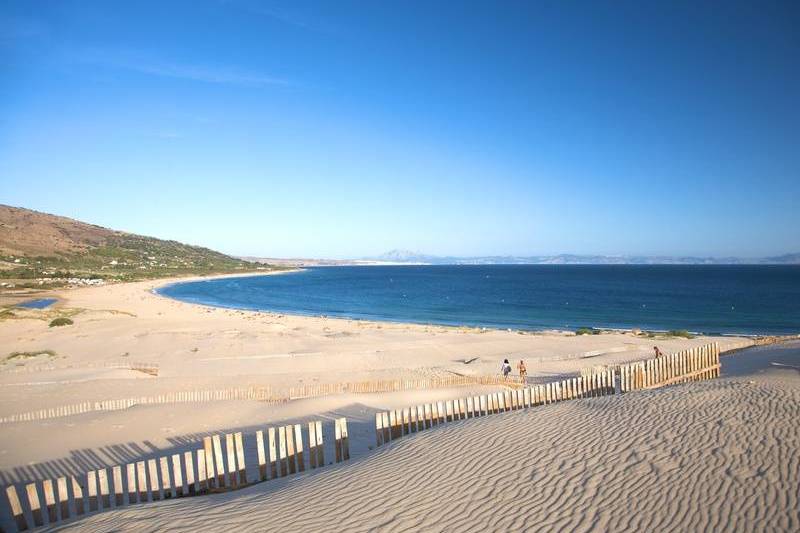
top-left (653, 346), bottom-right (664, 358)
top-left (517, 360), bottom-right (527, 382)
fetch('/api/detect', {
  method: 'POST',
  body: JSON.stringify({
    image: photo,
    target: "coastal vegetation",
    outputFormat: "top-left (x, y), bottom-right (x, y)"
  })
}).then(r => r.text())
top-left (5, 349), bottom-right (57, 362)
top-left (48, 317), bottom-right (73, 327)
top-left (0, 205), bottom-right (286, 291)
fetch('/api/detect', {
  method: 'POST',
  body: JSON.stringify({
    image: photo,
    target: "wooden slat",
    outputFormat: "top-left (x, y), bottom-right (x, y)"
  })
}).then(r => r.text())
top-left (315, 420), bottom-right (324, 466)
top-left (225, 434), bottom-right (238, 486)
top-left (26, 483), bottom-right (43, 527)
top-left (388, 410), bottom-right (398, 439)
top-left (196, 449), bottom-right (207, 493)
top-left (98, 468), bottom-right (111, 508)
top-left (170, 455), bottom-right (183, 497)
top-left (256, 430), bottom-right (268, 480)
top-left (112, 465), bottom-right (124, 506)
top-left (135, 461), bottom-right (147, 502)
top-left (375, 413), bottom-right (384, 446)
top-left (203, 437), bottom-right (215, 489)
top-left (6, 485), bottom-right (28, 531)
top-left (158, 457), bottom-right (172, 500)
top-left (232, 432), bottom-right (246, 484)
top-left (86, 470), bottom-right (99, 511)
top-left (71, 475), bottom-right (85, 516)
top-left (278, 426), bottom-right (289, 476)
top-left (410, 405), bottom-right (418, 432)
top-left (382, 412), bottom-right (391, 441)
top-left (285, 426), bottom-right (297, 475)
top-left (42, 479), bottom-right (57, 524)
top-left (268, 427), bottom-right (279, 478)
top-left (294, 425), bottom-right (305, 472)
top-left (335, 418), bottom-right (343, 462)
top-left (212, 435), bottom-right (226, 488)
top-left (308, 422), bottom-right (318, 468)
top-left (184, 451), bottom-right (196, 495)
top-left (147, 459), bottom-right (160, 501)
top-left (340, 418), bottom-right (350, 460)
top-left (57, 476), bottom-right (69, 520)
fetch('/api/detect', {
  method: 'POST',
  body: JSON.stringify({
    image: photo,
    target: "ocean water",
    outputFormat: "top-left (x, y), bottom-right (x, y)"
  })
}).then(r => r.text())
top-left (157, 265), bottom-right (800, 335)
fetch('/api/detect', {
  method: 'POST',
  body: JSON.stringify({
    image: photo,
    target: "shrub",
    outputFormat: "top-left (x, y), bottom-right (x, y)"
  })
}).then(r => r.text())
top-left (575, 327), bottom-right (592, 335)
top-left (49, 317), bottom-right (73, 327)
top-left (666, 329), bottom-right (694, 339)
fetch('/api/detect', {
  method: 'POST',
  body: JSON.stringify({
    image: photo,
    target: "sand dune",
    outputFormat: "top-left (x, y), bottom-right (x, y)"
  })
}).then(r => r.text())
top-left (48, 345), bottom-right (800, 533)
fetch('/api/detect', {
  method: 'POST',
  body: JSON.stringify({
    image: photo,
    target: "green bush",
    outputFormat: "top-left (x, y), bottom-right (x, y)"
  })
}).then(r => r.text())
top-left (576, 327), bottom-right (592, 335)
top-left (666, 329), bottom-right (694, 339)
top-left (49, 317), bottom-right (73, 327)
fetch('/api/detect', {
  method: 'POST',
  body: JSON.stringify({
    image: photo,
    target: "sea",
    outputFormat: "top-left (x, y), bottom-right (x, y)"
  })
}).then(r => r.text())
top-left (157, 265), bottom-right (800, 336)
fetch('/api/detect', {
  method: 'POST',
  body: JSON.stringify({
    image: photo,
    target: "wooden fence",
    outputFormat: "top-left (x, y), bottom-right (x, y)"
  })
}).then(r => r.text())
top-left (2, 418), bottom-right (351, 531)
top-left (0, 375), bottom-right (524, 425)
top-left (0, 361), bottom-right (159, 376)
top-left (0, 342), bottom-right (723, 531)
top-left (374, 342), bottom-right (721, 448)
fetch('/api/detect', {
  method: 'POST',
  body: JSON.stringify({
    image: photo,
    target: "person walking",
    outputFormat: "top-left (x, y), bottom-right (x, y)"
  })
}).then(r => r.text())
top-left (517, 360), bottom-right (527, 382)
top-left (501, 358), bottom-right (512, 380)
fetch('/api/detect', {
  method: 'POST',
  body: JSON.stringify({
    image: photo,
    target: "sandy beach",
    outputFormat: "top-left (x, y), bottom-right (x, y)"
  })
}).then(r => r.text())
top-left (0, 273), bottom-right (754, 484)
top-left (47, 343), bottom-right (800, 532)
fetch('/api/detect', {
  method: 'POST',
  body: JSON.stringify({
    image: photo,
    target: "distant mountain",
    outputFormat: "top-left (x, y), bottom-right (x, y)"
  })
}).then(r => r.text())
top-left (365, 250), bottom-right (800, 265)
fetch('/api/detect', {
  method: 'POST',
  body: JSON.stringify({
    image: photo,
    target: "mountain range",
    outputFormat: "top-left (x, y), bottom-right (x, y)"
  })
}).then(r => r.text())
top-left (368, 249), bottom-right (800, 265)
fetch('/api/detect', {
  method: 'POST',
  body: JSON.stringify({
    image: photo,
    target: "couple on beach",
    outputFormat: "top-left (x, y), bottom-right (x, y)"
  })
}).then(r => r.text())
top-left (501, 358), bottom-right (526, 381)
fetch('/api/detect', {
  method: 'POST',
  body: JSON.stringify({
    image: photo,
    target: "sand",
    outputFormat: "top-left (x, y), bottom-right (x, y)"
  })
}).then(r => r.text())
top-left (0, 274), bottom-right (753, 484)
top-left (46, 343), bottom-right (800, 533)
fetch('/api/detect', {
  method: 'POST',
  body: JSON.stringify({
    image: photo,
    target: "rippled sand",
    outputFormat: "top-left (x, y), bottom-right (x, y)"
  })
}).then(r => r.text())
top-left (51, 346), bottom-right (800, 532)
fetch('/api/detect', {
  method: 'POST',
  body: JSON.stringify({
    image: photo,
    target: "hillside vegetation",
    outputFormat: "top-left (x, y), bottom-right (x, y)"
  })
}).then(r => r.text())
top-left (0, 205), bottom-right (277, 286)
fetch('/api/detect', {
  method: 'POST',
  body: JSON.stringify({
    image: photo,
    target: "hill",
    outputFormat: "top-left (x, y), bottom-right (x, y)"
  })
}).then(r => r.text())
top-left (0, 205), bottom-right (272, 285)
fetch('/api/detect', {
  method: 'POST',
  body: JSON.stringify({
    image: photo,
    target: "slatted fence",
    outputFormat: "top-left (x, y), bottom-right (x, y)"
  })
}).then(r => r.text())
top-left (0, 376), bottom-right (524, 425)
top-left (0, 342), bottom-right (723, 531)
top-left (374, 343), bottom-right (721, 448)
top-left (2, 418), bottom-right (351, 531)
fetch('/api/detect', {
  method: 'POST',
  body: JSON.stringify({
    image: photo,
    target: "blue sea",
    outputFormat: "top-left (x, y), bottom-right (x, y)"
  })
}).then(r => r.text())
top-left (157, 265), bottom-right (800, 335)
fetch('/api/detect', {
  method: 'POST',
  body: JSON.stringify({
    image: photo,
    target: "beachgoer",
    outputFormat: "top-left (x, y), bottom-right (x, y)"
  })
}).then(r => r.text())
top-left (517, 360), bottom-right (527, 382)
top-left (653, 346), bottom-right (664, 358)
top-left (501, 358), bottom-right (512, 380)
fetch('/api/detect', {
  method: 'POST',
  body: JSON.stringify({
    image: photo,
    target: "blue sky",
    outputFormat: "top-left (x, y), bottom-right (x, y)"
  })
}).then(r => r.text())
top-left (1, 0), bottom-right (798, 259)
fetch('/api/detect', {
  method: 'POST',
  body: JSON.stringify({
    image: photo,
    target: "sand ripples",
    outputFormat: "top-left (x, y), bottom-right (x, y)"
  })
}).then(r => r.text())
top-left (52, 374), bottom-right (800, 532)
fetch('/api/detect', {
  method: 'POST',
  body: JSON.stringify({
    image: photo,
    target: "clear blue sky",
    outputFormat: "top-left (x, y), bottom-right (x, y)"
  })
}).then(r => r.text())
top-left (1, 1), bottom-right (798, 259)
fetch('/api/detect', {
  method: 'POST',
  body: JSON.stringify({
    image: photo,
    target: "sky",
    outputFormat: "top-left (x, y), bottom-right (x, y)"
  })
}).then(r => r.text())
top-left (1, 0), bottom-right (799, 259)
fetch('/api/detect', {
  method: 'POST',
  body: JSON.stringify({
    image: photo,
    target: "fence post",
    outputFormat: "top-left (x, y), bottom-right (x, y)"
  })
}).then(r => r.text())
top-left (57, 476), bottom-right (69, 520)
top-left (5, 485), bottom-right (27, 531)
top-left (315, 420), bottom-right (325, 466)
top-left (235, 432), bottom-right (247, 482)
top-left (135, 462), bottom-right (147, 503)
top-left (309, 422), bottom-right (318, 468)
top-left (112, 465), bottom-right (124, 505)
top-left (256, 430), bottom-right (267, 480)
top-left (147, 460), bottom-right (160, 501)
top-left (375, 414), bottom-right (384, 446)
top-left (212, 436), bottom-right (226, 488)
top-left (293, 425), bottom-right (305, 473)
top-left (184, 451), bottom-right (196, 496)
top-left (196, 450), bottom-right (207, 494)
top-left (26, 483), bottom-right (43, 527)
